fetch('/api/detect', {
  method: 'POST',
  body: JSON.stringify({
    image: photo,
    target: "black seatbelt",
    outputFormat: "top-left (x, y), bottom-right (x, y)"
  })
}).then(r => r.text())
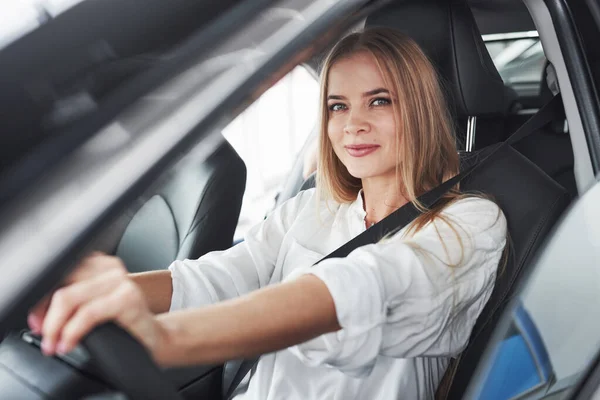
top-left (224, 94), bottom-right (563, 399)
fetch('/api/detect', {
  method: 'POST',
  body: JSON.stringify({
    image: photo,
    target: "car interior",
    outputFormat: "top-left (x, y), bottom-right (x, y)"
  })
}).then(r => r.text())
top-left (0, 0), bottom-right (598, 399)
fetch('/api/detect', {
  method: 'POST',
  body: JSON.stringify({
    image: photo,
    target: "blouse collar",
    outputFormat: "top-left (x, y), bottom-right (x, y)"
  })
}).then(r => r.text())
top-left (349, 189), bottom-right (367, 221)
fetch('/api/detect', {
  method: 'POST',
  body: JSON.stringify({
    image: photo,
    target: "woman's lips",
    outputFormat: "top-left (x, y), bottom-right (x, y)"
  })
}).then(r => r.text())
top-left (344, 144), bottom-right (380, 157)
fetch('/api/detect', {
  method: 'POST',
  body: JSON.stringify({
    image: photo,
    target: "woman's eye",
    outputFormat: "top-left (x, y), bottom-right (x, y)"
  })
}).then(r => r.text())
top-left (371, 97), bottom-right (391, 107)
top-left (329, 103), bottom-right (346, 112)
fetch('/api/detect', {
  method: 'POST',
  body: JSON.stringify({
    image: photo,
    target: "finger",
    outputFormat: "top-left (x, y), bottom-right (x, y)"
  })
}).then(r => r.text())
top-left (57, 280), bottom-right (145, 355)
top-left (29, 254), bottom-right (120, 335)
top-left (41, 269), bottom-right (125, 356)
top-left (27, 251), bottom-right (126, 334)
top-left (28, 295), bottom-right (52, 334)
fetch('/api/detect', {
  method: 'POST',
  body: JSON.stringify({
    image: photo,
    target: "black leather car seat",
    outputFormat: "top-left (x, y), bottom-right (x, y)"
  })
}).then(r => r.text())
top-left (2, 140), bottom-right (245, 342)
top-left (362, 1), bottom-right (572, 398)
top-left (95, 139), bottom-right (246, 272)
top-left (510, 63), bottom-right (577, 197)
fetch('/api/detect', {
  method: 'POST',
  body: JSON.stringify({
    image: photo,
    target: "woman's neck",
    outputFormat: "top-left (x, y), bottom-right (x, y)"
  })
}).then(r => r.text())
top-left (361, 177), bottom-right (409, 227)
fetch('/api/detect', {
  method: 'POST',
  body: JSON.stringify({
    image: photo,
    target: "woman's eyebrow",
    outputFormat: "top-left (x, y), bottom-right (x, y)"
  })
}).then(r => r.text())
top-left (363, 88), bottom-right (389, 97)
top-left (327, 88), bottom-right (390, 101)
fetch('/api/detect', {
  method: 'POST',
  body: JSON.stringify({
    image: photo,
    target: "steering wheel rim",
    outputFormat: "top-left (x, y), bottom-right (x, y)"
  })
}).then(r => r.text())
top-left (82, 323), bottom-right (183, 400)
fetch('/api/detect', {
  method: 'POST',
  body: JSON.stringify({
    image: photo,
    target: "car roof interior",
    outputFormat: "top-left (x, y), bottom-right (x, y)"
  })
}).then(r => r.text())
top-left (305, 0), bottom-right (536, 68)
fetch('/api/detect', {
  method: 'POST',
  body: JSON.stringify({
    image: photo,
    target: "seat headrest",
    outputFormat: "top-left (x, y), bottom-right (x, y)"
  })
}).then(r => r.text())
top-left (366, 0), bottom-right (507, 117)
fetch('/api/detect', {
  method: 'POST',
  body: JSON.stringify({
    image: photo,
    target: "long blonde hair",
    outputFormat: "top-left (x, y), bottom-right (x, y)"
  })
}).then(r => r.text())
top-left (316, 27), bottom-right (469, 235)
top-left (315, 27), bottom-right (509, 273)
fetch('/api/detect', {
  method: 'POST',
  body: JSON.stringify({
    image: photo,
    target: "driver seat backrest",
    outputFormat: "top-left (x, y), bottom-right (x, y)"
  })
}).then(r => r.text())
top-left (365, 0), bottom-right (572, 398)
top-left (95, 140), bottom-right (246, 272)
top-left (510, 62), bottom-right (577, 197)
top-left (440, 145), bottom-right (571, 398)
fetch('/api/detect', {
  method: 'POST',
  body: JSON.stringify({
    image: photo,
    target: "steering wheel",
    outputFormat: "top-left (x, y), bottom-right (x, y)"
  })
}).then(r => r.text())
top-left (82, 323), bottom-right (184, 400)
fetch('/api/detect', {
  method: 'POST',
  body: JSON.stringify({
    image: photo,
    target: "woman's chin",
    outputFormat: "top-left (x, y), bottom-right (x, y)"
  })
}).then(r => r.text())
top-left (345, 165), bottom-right (396, 181)
top-left (346, 169), bottom-right (376, 180)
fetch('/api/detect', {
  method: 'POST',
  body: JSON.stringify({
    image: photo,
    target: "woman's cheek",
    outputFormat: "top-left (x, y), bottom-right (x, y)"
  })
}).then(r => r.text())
top-left (327, 119), bottom-right (343, 142)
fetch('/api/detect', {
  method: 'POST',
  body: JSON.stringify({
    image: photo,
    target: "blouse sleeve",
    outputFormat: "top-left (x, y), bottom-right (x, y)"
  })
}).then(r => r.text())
top-left (287, 197), bottom-right (507, 378)
top-left (168, 189), bottom-right (315, 312)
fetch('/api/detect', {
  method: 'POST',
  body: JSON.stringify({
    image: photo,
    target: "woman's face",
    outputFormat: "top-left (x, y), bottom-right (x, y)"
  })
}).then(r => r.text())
top-left (326, 51), bottom-right (399, 181)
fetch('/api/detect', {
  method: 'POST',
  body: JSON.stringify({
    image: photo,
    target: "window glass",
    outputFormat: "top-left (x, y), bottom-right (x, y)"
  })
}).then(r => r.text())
top-left (0, 0), bottom-right (85, 49)
top-left (223, 66), bottom-right (319, 239)
top-left (0, 2), bottom-right (41, 50)
top-left (484, 34), bottom-right (547, 101)
top-left (498, 40), bottom-right (545, 85)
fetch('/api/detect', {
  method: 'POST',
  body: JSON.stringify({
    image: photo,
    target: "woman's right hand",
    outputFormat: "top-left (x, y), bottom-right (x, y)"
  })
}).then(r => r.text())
top-left (27, 252), bottom-right (167, 361)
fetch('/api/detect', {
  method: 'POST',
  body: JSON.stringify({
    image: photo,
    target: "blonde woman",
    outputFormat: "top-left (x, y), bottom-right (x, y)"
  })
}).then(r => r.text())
top-left (28, 28), bottom-right (507, 399)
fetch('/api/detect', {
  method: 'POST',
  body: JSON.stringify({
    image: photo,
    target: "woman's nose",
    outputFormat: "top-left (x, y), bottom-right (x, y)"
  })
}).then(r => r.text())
top-left (343, 109), bottom-right (370, 135)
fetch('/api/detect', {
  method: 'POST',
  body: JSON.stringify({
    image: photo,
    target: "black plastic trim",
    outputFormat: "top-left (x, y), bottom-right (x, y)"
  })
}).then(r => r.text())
top-left (545, 0), bottom-right (600, 174)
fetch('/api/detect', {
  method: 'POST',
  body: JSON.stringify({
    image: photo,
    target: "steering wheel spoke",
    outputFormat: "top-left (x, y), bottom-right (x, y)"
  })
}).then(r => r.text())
top-left (82, 323), bottom-right (183, 400)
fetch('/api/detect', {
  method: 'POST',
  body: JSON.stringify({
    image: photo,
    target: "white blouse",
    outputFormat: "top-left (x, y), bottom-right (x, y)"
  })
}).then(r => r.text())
top-left (168, 188), bottom-right (507, 400)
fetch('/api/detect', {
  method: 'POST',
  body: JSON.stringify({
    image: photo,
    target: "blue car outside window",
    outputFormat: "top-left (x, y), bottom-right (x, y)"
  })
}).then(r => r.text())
top-left (476, 303), bottom-right (554, 399)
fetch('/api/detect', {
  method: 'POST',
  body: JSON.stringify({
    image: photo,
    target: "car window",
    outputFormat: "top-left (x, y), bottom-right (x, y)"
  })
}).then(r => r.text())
top-left (0, 0), bottom-right (85, 49)
top-left (466, 181), bottom-right (600, 400)
top-left (0, 2), bottom-right (41, 50)
top-left (223, 65), bottom-right (319, 239)
top-left (483, 32), bottom-right (546, 104)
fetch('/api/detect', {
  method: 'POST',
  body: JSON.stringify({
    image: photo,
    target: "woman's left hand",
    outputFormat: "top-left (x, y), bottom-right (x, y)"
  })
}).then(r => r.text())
top-left (28, 253), bottom-right (166, 361)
